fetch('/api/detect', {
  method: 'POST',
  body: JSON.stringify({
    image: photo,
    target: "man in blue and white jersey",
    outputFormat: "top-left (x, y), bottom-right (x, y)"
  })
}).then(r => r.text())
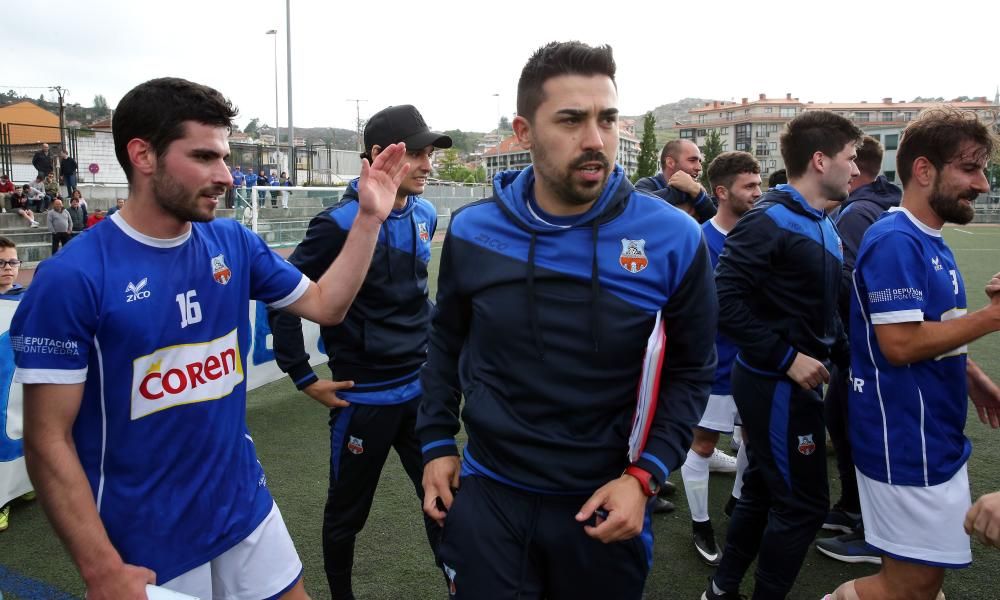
top-left (10, 77), bottom-right (410, 600)
top-left (680, 151), bottom-right (760, 567)
top-left (828, 108), bottom-right (1000, 600)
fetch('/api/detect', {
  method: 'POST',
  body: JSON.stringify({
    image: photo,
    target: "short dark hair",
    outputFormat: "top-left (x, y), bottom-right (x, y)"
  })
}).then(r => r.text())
top-left (660, 140), bottom-right (689, 170)
top-left (0, 236), bottom-right (16, 250)
top-left (113, 77), bottom-right (238, 181)
top-left (896, 107), bottom-right (997, 186)
top-left (768, 169), bottom-right (787, 187)
top-left (779, 111), bottom-right (863, 178)
top-left (516, 41), bottom-right (616, 122)
top-left (855, 136), bottom-right (884, 178)
top-left (707, 151), bottom-right (760, 191)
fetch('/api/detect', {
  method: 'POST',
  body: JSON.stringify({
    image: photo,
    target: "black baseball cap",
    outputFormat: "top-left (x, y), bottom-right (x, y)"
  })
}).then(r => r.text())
top-left (362, 105), bottom-right (452, 159)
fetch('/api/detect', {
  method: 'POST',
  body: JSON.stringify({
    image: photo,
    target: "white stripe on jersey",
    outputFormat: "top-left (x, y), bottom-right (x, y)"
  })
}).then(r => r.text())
top-left (96, 336), bottom-right (107, 512)
top-left (870, 309), bottom-right (924, 325)
top-left (854, 270), bottom-right (893, 484)
top-left (918, 388), bottom-right (928, 486)
top-left (14, 367), bottom-right (88, 384)
top-left (267, 274), bottom-right (310, 310)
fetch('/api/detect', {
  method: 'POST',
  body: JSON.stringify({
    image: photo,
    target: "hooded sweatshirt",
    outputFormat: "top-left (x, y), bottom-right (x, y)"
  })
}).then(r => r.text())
top-left (715, 184), bottom-right (849, 375)
top-left (417, 165), bottom-right (717, 494)
top-left (834, 175), bottom-right (901, 320)
top-left (268, 179), bottom-right (437, 404)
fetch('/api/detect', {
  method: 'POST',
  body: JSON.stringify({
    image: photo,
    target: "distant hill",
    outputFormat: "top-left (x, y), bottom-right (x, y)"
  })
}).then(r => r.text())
top-left (260, 125), bottom-right (360, 151)
top-left (625, 98), bottom-right (718, 130)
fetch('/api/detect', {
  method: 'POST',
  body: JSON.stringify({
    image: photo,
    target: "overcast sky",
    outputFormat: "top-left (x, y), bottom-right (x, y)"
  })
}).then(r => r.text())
top-left (6, 0), bottom-right (997, 134)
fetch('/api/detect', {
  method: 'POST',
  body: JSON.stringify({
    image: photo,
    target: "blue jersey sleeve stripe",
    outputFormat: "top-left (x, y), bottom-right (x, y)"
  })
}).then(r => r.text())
top-left (421, 439), bottom-right (457, 454)
top-left (292, 372), bottom-right (317, 386)
top-left (639, 452), bottom-right (670, 481)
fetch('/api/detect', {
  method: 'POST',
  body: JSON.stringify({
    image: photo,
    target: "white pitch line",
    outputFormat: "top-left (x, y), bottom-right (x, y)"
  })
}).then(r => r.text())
top-left (953, 229), bottom-right (974, 235)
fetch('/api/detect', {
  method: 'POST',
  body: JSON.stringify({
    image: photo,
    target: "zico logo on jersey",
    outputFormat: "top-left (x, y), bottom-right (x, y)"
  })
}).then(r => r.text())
top-left (130, 328), bottom-right (244, 420)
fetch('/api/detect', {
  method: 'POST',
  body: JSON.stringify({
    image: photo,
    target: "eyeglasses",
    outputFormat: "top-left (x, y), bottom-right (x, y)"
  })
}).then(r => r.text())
top-left (0, 260), bottom-right (22, 269)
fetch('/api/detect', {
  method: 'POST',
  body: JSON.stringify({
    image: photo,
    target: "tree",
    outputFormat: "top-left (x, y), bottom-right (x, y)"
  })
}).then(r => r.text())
top-left (634, 111), bottom-right (659, 181)
top-left (244, 118), bottom-right (260, 137)
top-left (436, 148), bottom-right (466, 182)
top-left (94, 95), bottom-right (109, 114)
top-left (700, 130), bottom-right (723, 189)
top-left (498, 116), bottom-right (511, 136)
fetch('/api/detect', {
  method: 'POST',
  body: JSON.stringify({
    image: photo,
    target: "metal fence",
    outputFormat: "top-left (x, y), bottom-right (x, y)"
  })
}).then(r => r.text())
top-left (0, 122), bottom-right (125, 185)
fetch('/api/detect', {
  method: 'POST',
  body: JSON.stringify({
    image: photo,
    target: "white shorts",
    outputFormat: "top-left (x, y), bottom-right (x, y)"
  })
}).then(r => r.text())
top-left (161, 502), bottom-right (303, 600)
top-left (857, 465), bottom-right (972, 568)
top-left (696, 394), bottom-right (741, 433)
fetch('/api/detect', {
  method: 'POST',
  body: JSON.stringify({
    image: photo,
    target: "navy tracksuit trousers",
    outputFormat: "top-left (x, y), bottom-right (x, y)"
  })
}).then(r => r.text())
top-left (437, 475), bottom-right (652, 600)
top-left (712, 361), bottom-right (829, 599)
top-left (323, 395), bottom-right (441, 600)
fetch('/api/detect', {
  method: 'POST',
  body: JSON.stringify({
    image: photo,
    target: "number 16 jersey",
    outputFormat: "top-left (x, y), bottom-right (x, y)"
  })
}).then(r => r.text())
top-left (11, 212), bottom-right (309, 583)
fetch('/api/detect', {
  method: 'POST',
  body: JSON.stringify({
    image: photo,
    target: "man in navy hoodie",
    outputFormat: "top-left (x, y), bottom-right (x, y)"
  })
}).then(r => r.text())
top-left (418, 41), bottom-right (716, 599)
top-left (816, 135), bottom-right (901, 565)
top-left (269, 104), bottom-right (451, 600)
top-left (635, 139), bottom-right (717, 222)
top-left (705, 111), bottom-right (861, 600)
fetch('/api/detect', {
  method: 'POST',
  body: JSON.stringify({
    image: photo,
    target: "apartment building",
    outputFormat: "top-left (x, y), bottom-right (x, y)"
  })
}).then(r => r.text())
top-left (674, 94), bottom-right (998, 182)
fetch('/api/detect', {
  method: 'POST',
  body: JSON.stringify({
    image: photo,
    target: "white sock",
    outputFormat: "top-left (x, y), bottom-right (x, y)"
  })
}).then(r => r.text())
top-left (732, 425), bottom-right (743, 447)
top-left (682, 448), bottom-right (711, 522)
top-left (731, 440), bottom-right (749, 499)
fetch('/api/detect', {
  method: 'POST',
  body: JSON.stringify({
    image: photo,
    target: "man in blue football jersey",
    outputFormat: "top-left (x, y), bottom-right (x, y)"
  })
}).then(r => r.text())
top-left (827, 108), bottom-right (1000, 600)
top-left (11, 77), bottom-right (410, 600)
top-left (680, 151), bottom-right (761, 567)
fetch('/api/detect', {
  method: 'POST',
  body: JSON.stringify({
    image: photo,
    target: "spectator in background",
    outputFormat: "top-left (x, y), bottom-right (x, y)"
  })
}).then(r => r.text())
top-left (32, 143), bottom-right (52, 179)
top-left (15, 187), bottom-right (40, 228)
top-left (27, 177), bottom-right (47, 212)
top-left (67, 195), bottom-right (87, 236)
top-left (636, 140), bottom-right (717, 223)
top-left (44, 173), bottom-right (59, 201)
top-left (767, 168), bottom-right (787, 187)
top-left (0, 173), bottom-right (15, 209)
top-left (244, 167), bottom-right (259, 203)
top-left (70, 189), bottom-right (88, 212)
top-left (86, 207), bottom-right (105, 228)
top-left (47, 198), bottom-right (72, 254)
top-left (279, 171), bottom-right (292, 209)
top-left (107, 198), bottom-right (126, 216)
top-left (60, 151), bottom-right (79, 195)
top-left (259, 169), bottom-right (273, 207)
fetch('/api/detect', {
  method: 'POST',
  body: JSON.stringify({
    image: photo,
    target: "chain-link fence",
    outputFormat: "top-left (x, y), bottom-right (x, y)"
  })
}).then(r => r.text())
top-left (0, 122), bottom-right (124, 185)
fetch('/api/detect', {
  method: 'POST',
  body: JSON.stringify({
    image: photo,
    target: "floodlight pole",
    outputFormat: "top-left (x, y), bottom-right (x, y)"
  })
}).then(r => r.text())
top-left (265, 29), bottom-right (280, 153)
top-left (285, 0), bottom-right (294, 180)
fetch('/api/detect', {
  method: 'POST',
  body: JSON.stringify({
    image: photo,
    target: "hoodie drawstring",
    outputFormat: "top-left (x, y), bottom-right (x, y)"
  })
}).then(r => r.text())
top-left (590, 220), bottom-right (601, 352)
top-left (526, 231), bottom-right (545, 360)
top-left (409, 212), bottom-right (419, 279)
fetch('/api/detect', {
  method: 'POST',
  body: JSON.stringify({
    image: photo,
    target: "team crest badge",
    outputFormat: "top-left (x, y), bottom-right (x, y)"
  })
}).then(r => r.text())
top-left (797, 434), bottom-right (816, 456)
top-left (211, 254), bottom-right (232, 285)
top-left (443, 563), bottom-right (457, 595)
top-left (619, 239), bottom-right (649, 273)
top-left (347, 436), bottom-right (364, 455)
top-left (417, 221), bottom-right (430, 243)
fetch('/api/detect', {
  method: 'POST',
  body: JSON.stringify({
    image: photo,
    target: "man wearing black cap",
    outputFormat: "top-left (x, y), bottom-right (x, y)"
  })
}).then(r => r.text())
top-left (268, 104), bottom-right (451, 600)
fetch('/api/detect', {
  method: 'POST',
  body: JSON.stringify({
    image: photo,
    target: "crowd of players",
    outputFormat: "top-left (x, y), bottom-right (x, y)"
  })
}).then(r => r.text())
top-left (7, 40), bottom-right (1000, 600)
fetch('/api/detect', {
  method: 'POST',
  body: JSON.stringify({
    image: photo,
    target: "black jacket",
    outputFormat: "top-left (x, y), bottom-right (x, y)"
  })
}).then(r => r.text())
top-left (32, 150), bottom-right (52, 176)
top-left (267, 180), bottom-right (437, 394)
top-left (834, 175), bottom-right (901, 320)
top-left (417, 166), bottom-right (716, 493)
top-left (716, 184), bottom-right (849, 375)
top-left (635, 172), bottom-right (716, 222)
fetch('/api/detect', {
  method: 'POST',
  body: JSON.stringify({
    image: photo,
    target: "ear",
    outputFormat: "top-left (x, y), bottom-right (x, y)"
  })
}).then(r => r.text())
top-left (911, 156), bottom-right (936, 188)
top-left (512, 115), bottom-right (532, 148)
top-left (810, 151), bottom-right (826, 175)
top-left (127, 138), bottom-right (157, 177)
top-left (370, 145), bottom-right (383, 161)
top-left (714, 184), bottom-right (728, 203)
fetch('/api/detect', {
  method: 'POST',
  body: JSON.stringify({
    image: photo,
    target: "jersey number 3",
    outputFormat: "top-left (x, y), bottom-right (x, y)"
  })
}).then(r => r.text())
top-left (176, 290), bottom-right (203, 328)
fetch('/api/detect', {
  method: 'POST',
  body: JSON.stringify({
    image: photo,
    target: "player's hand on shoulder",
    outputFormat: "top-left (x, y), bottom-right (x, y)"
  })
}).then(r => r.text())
top-left (965, 491), bottom-right (1000, 548)
top-left (302, 379), bottom-right (353, 408)
top-left (786, 352), bottom-right (829, 390)
top-left (576, 474), bottom-right (647, 543)
top-left (84, 562), bottom-right (156, 600)
top-left (357, 142), bottom-right (410, 224)
top-left (422, 456), bottom-right (461, 527)
top-left (667, 171), bottom-right (703, 198)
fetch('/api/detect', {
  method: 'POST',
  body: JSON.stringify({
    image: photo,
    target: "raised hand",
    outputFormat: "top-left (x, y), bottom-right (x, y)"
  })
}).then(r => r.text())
top-left (357, 143), bottom-right (410, 223)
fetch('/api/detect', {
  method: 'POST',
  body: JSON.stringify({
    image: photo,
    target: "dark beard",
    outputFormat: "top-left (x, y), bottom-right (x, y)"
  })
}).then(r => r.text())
top-left (533, 147), bottom-right (611, 207)
top-left (929, 185), bottom-right (975, 225)
top-left (152, 167), bottom-right (218, 223)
